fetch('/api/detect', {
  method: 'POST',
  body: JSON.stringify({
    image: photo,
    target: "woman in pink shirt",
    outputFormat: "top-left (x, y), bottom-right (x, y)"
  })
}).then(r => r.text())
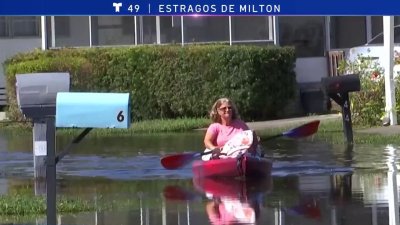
top-left (206, 198), bottom-right (257, 225)
top-left (203, 98), bottom-right (259, 160)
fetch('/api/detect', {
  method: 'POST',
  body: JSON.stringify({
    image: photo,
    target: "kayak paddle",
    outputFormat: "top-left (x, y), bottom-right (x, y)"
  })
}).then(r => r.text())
top-left (160, 120), bottom-right (320, 170)
top-left (263, 119), bottom-right (320, 141)
top-left (161, 151), bottom-right (209, 170)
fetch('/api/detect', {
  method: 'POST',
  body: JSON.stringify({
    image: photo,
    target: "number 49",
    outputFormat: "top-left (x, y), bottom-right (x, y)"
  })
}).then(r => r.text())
top-left (128, 4), bottom-right (140, 12)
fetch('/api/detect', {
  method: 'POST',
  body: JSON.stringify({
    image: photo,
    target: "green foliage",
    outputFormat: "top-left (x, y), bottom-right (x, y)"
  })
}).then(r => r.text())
top-left (0, 194), bottom-right (94, 215)
top-left (338, 55), bottom-right (385, 126)
top-left (4, 45), bottom-right (296, 122)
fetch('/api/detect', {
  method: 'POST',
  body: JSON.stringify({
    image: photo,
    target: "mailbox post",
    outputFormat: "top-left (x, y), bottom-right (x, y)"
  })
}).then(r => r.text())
top-left (16, 72), bottom-right (70, 225)
top-left (321, 74), bottom-right (361, 145)
top-left (16, 73), bottom-right (69, 180)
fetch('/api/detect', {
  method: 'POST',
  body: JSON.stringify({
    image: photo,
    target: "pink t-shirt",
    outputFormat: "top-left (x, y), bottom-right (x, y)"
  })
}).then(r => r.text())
top-left (206, 119), bottom-right (249, 147)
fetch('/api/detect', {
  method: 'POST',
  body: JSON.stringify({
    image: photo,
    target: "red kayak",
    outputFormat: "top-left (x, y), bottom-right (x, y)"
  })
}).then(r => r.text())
top-left (192, 155), bottom-right (272, 178)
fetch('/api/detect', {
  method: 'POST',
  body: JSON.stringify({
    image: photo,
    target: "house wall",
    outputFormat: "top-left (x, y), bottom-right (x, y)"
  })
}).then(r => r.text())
top-left (295, 57), bottom-right (328, 83)
top-left (0, 38), bottom-right (41, 86)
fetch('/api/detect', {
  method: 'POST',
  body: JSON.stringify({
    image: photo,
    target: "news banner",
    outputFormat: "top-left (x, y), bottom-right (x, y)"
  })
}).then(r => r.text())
top-left (0, 0), bottom-right (400, 15)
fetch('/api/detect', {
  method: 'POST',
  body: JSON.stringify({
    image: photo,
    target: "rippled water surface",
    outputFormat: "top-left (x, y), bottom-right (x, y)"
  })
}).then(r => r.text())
top-left (0, 130), bottom-right (399, 225)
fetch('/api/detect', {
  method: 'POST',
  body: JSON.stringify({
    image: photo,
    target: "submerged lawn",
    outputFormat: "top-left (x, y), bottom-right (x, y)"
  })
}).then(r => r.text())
top-left (0, 117), bottom-right (210, 135)
top-left (0, 115), bottom-right (395, 144)
top-left (263, 119), bottom-right (400, 145)
top-left (0, 179), bottom-right (191, 217)
top-left (0, 115), bottom-right (395, 215)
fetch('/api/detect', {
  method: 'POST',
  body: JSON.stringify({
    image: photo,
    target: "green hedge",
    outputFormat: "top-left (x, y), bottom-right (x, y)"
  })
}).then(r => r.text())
top-left (4, 45), bottom-right (296, 122)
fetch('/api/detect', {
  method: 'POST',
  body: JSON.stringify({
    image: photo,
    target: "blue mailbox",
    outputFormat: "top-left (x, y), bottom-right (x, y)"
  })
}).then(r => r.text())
top-left (56, 92), bottom-right (131, 128)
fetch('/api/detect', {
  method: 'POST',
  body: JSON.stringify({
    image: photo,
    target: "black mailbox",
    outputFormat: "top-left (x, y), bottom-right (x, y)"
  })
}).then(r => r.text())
top-left (321, 74), bottom-right (360, 95)
top-left (321, 74), bottom-right (361, 145)
top-left (16, 73), bottom-right (70, 119)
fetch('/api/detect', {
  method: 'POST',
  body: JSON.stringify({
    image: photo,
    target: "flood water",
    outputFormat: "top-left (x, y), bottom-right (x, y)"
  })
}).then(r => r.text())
top-left (0, 129), bottom-right (399, 225)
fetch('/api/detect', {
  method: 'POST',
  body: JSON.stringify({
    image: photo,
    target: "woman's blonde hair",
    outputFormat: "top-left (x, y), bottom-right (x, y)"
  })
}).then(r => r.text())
top-left (209, 98), bottom-right (239, 123)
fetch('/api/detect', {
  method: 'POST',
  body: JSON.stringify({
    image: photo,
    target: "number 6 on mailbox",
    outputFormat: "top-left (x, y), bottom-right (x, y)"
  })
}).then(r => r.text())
top-left (56, 92), bottom-right (131, 129)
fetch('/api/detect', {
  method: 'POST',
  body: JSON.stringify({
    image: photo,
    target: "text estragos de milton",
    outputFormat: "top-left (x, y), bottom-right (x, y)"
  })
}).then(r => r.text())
top-left (158, 4), bottom-right (281, 13)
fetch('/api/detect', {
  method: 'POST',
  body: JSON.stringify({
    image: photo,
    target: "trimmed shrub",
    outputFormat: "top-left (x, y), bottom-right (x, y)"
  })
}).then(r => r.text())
top-left (4, 45), bottom-right (296, 122)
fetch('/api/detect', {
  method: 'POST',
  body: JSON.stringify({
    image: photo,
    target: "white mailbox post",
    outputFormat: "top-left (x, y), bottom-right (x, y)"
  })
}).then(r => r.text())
top-left (16, 72), bottom-right (70, 180)
top-left (16, 72), bottom-right (70, 224)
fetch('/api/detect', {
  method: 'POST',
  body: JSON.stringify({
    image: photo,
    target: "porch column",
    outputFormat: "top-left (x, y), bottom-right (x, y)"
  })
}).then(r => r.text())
top-left (383, 16), bottom-right (397, 125)
top-left (40, 16), bottom-right (47, 50)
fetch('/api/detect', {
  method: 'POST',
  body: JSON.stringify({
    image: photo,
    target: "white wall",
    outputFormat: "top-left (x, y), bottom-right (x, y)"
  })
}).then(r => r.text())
top-left (0, 38), bottom-right (41, 86)
top-left (295, 57), bottom-right (328, 83)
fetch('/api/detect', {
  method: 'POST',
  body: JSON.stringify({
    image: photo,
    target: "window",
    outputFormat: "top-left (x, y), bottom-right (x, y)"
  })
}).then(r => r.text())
top-left (279, 16), bottom-right (325, 57)
top-left (122, 16), bottom-right (135, 35)
top-left (371, 16), bottom-right (383, 38)
top-left (183, 16), bottom-right (229, 43)
top-left (136, 16), bottom-right (156, 44)
top-left (367, 25), bottom-right (400, 45)
top-left (330, 16), bottom-right (366, 49)
top-left (368, 16), bottom-right (400, 45)
top-left (231, 16), bottom-right (272, 44)
top-left (160, 16), bottom-right (182, 44)
top-left (0, 16), bottom-right (40, 38)
top-left (91, 16), bottom-right (136, 46)
top-left (55, 16), bottom-right (70, 37)
top-left (51, 16), bottom-right (90, 47)
top-left (0, 17), bottom-right (5, 36)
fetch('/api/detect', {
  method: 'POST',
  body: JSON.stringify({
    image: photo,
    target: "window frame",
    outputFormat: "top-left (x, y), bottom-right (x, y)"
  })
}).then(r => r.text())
top-left (0, 16), bottom-right (40, 38)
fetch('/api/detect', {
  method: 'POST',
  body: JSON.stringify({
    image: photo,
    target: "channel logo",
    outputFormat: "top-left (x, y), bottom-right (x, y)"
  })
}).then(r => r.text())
top-left (113, 2), bottom-right (123, 12)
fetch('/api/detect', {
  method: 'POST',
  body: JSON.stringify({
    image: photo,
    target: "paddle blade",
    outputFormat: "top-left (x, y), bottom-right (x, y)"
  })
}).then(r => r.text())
top-left (282, 120), bottom-right (320, 138)
top-left (161, 153), bottom-right (199, 170)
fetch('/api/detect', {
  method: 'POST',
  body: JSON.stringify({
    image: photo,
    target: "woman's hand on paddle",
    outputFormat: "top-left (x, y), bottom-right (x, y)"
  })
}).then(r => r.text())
top-left (212, 147), bottom-right (222, 152)
top-left (211, 147), bottom-right (222, 159)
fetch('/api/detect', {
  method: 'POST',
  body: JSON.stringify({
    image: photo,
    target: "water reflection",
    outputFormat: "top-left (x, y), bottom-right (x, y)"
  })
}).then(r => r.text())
top-left (386, 145), bottom-right (399, 225)
top-left (2, 131), bottom-right (400, 224)
top-left (270, 173), bottom-right (353, 225)
top-left (194, 177), bottom-right (272, 225)
top-left (161, 172), bottom-right (353, 225)
top-left (164, 177), bottom-right (272, 225)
